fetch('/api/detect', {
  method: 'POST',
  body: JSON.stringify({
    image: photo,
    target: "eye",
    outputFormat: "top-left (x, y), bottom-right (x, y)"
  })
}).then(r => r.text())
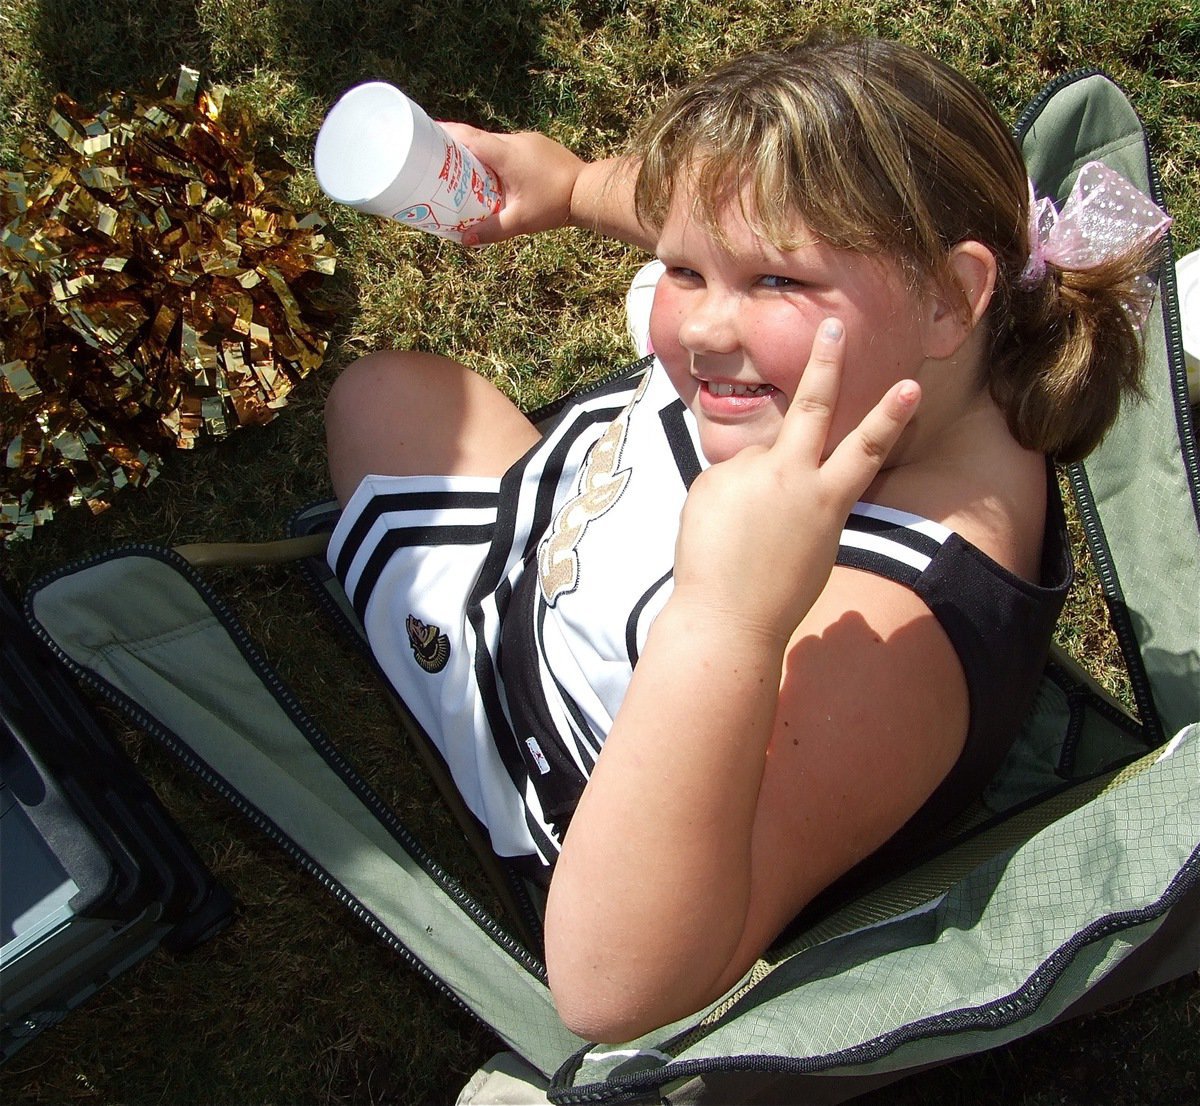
top-left (759, 274), bottom-right (802, 289)
top-left (664, 265), bottom-right (702, 283)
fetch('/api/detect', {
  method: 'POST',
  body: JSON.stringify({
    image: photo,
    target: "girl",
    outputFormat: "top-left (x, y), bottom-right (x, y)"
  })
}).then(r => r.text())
top-left (323, 37), bottom-right (1167, 1041)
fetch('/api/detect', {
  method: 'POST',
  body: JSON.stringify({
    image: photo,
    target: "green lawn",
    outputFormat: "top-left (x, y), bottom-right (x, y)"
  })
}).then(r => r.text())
top-left (2, 2), bottom-right (1197, 1103)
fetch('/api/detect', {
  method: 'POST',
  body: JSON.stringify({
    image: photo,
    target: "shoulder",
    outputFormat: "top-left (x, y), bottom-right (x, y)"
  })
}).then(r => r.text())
top-left (777, 566), bottom-right (969, 754)
top-left (737, 436), bottom-right (1054, 951)
top-left (737, 566), bottom-right (969, 947)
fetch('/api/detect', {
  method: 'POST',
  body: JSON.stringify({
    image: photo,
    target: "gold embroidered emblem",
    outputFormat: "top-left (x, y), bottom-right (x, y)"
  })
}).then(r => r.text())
top-left (406, 614), bottom-right (451, 674)
top-left (538, 374), bottom-right (649, 605)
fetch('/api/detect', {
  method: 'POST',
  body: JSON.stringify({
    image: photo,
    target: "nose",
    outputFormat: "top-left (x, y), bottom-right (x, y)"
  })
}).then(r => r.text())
top-left (676, 287), bottom-right (740, 355)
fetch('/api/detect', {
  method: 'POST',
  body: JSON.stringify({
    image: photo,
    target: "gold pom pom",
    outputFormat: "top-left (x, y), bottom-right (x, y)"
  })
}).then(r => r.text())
top-left (1, 66), bottom-right (337, 544)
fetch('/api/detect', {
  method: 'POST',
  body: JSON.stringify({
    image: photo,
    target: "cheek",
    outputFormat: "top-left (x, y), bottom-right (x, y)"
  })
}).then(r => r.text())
top-left (648, 288), bottom-right (697, 400)
top-left (747, 309), bottom-right (817, 396)
top-left (825, 315), bottom-right (923, 441)
top-left (648, 284), bottom-right (681, 359)
top-left (847, 310), bottom-right (925, 393)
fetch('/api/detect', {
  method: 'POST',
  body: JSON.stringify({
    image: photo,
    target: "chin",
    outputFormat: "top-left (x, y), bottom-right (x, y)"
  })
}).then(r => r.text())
top-left (698, 437), bottom-right (738, 465)
top-left (698, 427), bottom-right (774, 465)
top-left (701, 445), bottom-right (757, 467)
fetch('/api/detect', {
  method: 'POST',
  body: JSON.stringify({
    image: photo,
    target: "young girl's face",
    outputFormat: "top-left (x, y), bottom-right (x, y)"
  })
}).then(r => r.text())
top-left (649, 189), bottom-right (933, 465)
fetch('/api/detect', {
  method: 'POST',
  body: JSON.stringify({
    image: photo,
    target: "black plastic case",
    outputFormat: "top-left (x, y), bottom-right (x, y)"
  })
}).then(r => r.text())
top-left (0, 582), bottom-right (233, 1061)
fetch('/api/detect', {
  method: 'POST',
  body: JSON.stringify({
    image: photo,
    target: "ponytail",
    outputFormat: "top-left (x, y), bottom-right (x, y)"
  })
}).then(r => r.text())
top-left (989, 239), bottom-right (1164, 463)
top-left (986, 161), bottom-right (1170, 464)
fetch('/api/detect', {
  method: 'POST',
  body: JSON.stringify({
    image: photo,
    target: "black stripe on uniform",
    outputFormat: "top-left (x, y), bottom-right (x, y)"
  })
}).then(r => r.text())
top-left (536, 598), bottom-right (605, 763)
top-left (842, 509), bottom-right (944, 561)
top-left (834, 544), bottom-right (923, 589)
top-left (462, 385), bottom-right (642, 864)
top-left (468, 588), bottom-right (562, 864)
top-left (335, 489), bottom-right (498, 583)
top-left (659, 401), bottom-right (702, 490)
top-left (349, 523), bottom-right (494, 624)
top-left (625, 570), bottom-right (673, 668)
top-left (471, 405), bottom-right (627, 607)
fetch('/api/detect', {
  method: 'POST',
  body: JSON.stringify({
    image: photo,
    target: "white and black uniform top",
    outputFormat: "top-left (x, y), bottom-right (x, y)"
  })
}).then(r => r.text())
top-left (328, 358), bottom-right (1072, 886)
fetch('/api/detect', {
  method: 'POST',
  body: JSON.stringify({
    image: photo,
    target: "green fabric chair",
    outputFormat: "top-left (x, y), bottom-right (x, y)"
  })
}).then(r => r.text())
top-left (24, 70), bottom-right (1199, 1104)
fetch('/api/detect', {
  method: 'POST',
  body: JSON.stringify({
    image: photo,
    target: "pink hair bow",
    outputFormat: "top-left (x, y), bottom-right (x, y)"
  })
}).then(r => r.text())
top-left (1020, 160), bottom-right (1171, 322)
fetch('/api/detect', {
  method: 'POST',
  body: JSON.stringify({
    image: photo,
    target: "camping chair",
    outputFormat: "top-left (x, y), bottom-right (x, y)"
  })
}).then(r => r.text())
top-left (22, 70), bottom-right (1199, 1104)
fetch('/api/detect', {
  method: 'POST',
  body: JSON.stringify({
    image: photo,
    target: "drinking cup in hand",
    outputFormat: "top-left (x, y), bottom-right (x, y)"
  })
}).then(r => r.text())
top-left (314, 82), bottom-right (502, 241)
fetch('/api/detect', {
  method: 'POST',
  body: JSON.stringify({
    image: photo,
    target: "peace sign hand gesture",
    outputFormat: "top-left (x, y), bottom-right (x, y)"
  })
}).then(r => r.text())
top-left (670, 318), bottom-right (921, 646)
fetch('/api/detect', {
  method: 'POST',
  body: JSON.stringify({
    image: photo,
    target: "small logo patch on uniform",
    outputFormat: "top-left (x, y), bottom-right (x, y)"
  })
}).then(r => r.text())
top-left (525, 737), bottom-right (551, 776)
top-left (406, 614), bottom-right (451, 674)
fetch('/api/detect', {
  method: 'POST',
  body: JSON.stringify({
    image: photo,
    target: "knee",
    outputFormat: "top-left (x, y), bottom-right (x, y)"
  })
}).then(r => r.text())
top-left (324, 351), bottom-right (426, 503)
top-left (324, 350), bottom-right (414, 434)
top-left (323, 350), bottom-right (534, 501)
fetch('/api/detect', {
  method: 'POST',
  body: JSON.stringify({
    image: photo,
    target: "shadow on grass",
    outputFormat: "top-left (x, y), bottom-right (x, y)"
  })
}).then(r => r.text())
top-left (23, 0), bottom-right (211, 105)
top-left (27, 0), bottom-right (550, 126)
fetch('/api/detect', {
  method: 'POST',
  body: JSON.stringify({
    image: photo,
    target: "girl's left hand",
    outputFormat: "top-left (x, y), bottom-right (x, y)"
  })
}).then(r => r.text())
top-left (670, 318), bottom-right (921, 644)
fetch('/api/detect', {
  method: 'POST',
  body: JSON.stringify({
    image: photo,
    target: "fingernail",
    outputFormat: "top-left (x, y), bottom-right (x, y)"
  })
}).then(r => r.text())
top-left (822, 318), bottom-right (844, 340)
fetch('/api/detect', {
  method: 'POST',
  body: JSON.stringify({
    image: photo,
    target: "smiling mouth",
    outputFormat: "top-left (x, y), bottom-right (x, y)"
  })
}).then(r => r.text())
top-left (704, 380), bottom-right (777, 398)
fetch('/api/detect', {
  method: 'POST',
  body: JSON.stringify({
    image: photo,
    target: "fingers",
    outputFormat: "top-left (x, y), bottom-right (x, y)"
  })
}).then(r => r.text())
top-left (461, 211), bottom-right (507, 246)
top-left (438, 121), bottom-right (494, 160)
top-left (436, 124), bottom-right (511, 245)
top-left (438, 128), bottom-right (586, 246)
top-left (824, 378), bottom-right (921, 498)
top-left (774, 316), bottom-right (920, 500)
top-left (773, 318), bottom-right (846, 457)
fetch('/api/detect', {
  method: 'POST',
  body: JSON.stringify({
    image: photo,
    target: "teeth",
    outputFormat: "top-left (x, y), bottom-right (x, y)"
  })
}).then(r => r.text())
top-left (708, 381), bottom-right (771, 397)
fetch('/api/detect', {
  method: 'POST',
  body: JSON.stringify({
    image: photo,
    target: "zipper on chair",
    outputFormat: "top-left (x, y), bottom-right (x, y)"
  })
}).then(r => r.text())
top-left (23, 546), bottom-right (550, 1009)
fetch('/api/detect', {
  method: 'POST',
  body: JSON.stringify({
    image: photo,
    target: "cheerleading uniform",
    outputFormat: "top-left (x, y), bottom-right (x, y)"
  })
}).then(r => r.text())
top-left (328, 358), bottom-right (1071, 883)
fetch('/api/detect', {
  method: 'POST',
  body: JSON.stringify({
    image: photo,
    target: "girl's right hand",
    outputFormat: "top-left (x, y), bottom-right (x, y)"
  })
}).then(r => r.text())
top-left (439, 125), bottom-right (585, 245)
top-left (670, 319), bottom-right (921, 645)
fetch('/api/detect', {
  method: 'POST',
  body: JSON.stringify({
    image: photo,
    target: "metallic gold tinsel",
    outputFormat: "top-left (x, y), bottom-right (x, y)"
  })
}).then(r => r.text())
top-left (1, 66), bottom-right (336, 544)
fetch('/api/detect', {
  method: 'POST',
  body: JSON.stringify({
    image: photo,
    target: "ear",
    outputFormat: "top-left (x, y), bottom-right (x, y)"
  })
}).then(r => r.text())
top-left (922, 241), bottom-right (997, 360)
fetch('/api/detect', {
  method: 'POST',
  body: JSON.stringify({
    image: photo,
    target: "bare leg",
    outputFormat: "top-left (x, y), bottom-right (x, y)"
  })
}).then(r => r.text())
top-left (325, 350), bottom-right (541, 505)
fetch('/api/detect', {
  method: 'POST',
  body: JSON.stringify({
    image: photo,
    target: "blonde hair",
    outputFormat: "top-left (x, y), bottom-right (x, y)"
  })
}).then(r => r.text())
top-left (631, 37), bottom-right (1159, 462)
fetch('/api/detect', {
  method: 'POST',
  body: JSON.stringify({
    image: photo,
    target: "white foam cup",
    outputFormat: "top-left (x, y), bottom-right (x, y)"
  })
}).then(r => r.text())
top-left (314, 82), bottom-right (502, 241)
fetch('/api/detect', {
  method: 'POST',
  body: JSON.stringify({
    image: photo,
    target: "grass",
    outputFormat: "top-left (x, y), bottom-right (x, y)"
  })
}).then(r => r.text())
top-left (2, 1), bottom-right (1198, 1103)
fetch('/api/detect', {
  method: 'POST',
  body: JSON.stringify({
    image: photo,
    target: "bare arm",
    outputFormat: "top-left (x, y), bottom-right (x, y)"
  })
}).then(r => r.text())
top-left (543, 323), bottom-right (967, 1041)
top-left (440, 124), bottom-right (651, 249)
top-left (568, 154), bottom-right (649, 247)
